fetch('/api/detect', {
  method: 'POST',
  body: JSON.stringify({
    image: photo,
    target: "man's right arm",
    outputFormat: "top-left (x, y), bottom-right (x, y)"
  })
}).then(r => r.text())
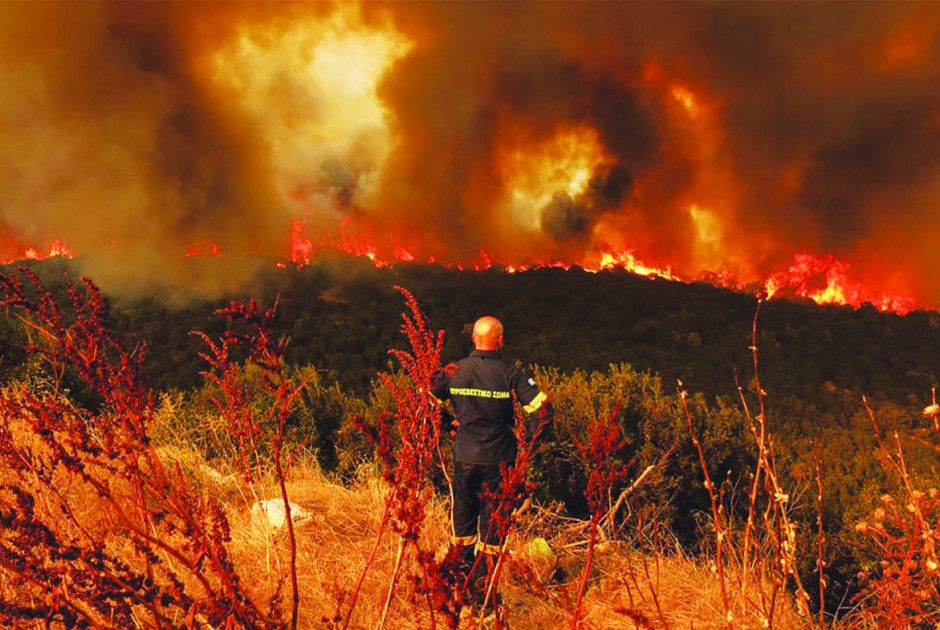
top-left (430, 368), bottom-right (457, 433)
top-left (430, 369), bottom-right (450, 402)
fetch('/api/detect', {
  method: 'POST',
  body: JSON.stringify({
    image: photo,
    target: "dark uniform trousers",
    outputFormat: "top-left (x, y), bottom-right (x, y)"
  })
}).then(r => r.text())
top-left (452, 461), bottom-right (504, 555)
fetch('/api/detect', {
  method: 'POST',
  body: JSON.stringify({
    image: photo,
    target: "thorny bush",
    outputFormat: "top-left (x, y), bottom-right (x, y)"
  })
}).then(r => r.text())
top-left (0, 269), bottom-right (299, 629)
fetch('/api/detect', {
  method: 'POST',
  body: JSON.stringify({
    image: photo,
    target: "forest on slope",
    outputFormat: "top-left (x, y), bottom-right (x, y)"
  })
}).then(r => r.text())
top-left (5, 256), bottom-right (937, 405)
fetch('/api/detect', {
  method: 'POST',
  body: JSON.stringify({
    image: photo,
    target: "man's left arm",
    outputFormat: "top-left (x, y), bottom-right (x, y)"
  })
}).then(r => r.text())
top-left (514, 372), bottom-right (554, 443)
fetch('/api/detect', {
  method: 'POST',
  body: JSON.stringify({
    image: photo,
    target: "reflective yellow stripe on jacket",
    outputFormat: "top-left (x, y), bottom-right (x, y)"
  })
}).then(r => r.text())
top-left (523, 391), bottom-right (547, 414)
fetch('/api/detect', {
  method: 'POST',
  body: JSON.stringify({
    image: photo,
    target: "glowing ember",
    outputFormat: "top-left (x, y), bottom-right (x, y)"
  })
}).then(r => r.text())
top-left (183, 242), bottom-right (223, 257)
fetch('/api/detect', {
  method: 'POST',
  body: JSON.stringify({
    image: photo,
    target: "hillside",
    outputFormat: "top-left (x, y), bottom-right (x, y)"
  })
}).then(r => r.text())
top-left (5, 257), bottom-right (937, 409)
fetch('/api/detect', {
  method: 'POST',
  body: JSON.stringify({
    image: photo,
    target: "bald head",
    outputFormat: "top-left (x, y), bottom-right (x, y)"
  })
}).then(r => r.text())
top-left (472, 316), bottom-right (504, 351)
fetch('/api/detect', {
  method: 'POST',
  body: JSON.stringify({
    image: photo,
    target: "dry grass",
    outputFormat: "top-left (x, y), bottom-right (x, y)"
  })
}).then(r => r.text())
top-left (177, 453), bottom-right (806, 630)
top-left (0, 392), bottom-right (808, 630)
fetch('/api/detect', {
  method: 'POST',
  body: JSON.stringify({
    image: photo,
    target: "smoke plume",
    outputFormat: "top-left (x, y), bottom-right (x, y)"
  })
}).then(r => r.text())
top-left (1, 2), bottom-right (939, 305)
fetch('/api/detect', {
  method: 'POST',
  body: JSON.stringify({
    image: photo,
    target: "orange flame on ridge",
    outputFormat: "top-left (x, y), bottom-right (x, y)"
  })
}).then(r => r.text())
top-left (764, 253), bottom-right (916, 314)
top-left (0, 223), bottom-right (924, 316)
top-left (2, 239), bottom-right (74, 264)
top-left (284, 215), bottom-right (921, 314)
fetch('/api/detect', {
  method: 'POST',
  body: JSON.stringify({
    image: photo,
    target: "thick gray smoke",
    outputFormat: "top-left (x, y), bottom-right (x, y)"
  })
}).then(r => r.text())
top-left (541, 164), bottom-right (632, 241)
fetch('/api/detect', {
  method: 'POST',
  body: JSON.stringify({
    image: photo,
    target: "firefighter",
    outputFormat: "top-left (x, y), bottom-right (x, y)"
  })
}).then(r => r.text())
top-left (431, 315), bottom-right (553, 616)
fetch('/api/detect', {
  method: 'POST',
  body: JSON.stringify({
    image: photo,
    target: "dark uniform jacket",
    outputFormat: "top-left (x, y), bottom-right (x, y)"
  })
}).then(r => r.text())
top-left (431, 349), bottom-right (547, 464)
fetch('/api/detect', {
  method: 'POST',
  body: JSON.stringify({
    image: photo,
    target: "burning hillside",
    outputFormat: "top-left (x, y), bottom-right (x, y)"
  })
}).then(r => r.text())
top-left (1, 2), bottom-right (939, 312)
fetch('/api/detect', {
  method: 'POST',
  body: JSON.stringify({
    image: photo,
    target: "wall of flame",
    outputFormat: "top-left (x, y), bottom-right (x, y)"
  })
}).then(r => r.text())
top-left (1, 2), bottom-right (939, 310)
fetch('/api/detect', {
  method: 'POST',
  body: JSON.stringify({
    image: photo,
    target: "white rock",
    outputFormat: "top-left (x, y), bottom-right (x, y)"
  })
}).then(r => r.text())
top-left (250, 499), bottom-right (310, 532)
top-left (199, 464), bottom-right (237, 488)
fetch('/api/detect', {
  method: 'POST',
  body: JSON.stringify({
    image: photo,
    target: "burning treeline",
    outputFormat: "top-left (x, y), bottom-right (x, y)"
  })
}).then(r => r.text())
top-left (1, 2), bottom-right (940, 311)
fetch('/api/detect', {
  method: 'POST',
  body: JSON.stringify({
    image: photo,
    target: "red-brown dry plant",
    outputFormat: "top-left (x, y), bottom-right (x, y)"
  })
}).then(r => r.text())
top-left (0, 269), bottom-right (290, 628)
top-left (195, 297), bottom-right (308, 629)
top-left (342, 287), bottom-right (461, 630)
top-left (569, 403), bottom-right (632, 629)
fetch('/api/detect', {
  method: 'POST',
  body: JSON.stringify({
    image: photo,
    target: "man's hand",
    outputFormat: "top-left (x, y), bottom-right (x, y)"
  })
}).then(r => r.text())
top-left (532, 399), bottom-right (555, 445)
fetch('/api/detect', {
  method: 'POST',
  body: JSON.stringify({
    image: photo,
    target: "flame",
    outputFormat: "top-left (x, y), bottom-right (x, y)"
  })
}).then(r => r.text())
top-left (2, 238), bottom-right (74, 264)
top-left (764, 253), bottom-right (917, 314)
top-left (289, 217), bottom-right (418, 268)
top-left (212, 3), bottom-right (412, 219)
top-left (500, 124), bottom-right (613, 231)
top-left (0, 220), bottom-right (921, 315)
top-left (289, 219), bottom-right (315, 266)
top-left (183, 242), bottom-right (224, 258)
top-left (643, 62), bottom-right (741, 273)
top-left (1, 4), bottom-right (934, 316)
top-left (671, 85), bottom-right (702, 120)
top-left (594, 250), bottom-right (678, 280)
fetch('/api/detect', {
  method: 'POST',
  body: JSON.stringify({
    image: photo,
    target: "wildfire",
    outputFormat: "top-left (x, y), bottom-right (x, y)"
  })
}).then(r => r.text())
top-left (2, 239), bottom-right (74, 264)
top-left (764, 253), bottom-right (917, 314)
top-left (594, 250), bottom-right (679, 280)
top-left (183, 242), bottom-right (223, 258)
top-left (0, 220), bottom-right (923, 315)
top-left (671, 85), bottom-right (702, 120)
top-left (2, 3), bottom-right (936, 317)
top-left (288, 217), bottom-right (417, 268)
top-left (285, 211), bottom-right (922, 314)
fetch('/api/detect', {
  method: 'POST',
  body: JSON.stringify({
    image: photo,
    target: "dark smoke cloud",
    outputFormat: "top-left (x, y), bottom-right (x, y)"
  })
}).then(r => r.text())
top-left (320, 160), bottom-right (357, 211)
top-left (375, 1), bottom-right (940, 302)
top-left (541, 164), bottom-right (632, 241)
top-left (375, 16), bottom-right (661, 256)
top-left (674, 3), bottom-right (940, 296)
